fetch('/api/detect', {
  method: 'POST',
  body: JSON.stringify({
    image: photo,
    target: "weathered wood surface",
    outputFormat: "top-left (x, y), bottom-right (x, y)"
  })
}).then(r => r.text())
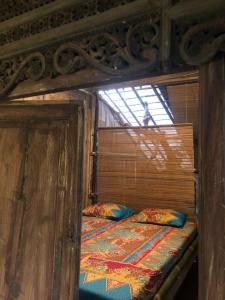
top-left (0, 0), bottom-right (224, 101)
top-left (90, 94), bottom-right (99, 205)
top-left (98, 99), bottom-right (124, 128)
top-left (0, 104), bottom-right (83, 300)
top-left (6, 70), bottom-right (198, 101)
top-left (161, 0), bottom-right (172, 71)
top-left (11, 90), bottom-right (85, 103)
top-left (199, 55), bottom-right (225, 300)
top-left (0, 127), bottom-right (26, 298)
top-left (0, 0), bottom-right (83, 33)
top-left (11, 90), bottom-right (95, 210)
top-left (0, 0), bottom-right (160, 60)
top-left (168, 0), bottom-right (225, 21)
top-left (82, 93), bottom-right (96, 208)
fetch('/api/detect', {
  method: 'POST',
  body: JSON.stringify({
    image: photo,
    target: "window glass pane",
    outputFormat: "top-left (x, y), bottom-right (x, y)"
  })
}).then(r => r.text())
top-left (156, 120), bottom-right (173, 125)
top-left (126, 98), bottom-right (141, 106)
top-left (150, 108), bottom-right (166, 115)
top-left (135, 112), bottom-right (144, 118)
top-left (136, 89), bottom-right (155, 96)
top-left (149, 102), bottom-right (164, 109)
top-left (107, 89), bottom-right (118, 94)
top-left (129, 104), bottom-right (143, 110)
top-left (119, 91), bottom-right (136, 98)
top-left (153, 115), bottom-right (170, 121)
top-left (142, 96), bottom-right (160, 103)
top-left (98, 84), bottom-right (173, 127)
top-left (118, 87), bottom-right (132, 92)
top-left (108, 93), bottom-right (121, 101)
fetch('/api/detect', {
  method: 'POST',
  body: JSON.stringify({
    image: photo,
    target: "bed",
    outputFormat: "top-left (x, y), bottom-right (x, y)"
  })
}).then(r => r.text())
top-left (80, 215), bottom-right (197, 300)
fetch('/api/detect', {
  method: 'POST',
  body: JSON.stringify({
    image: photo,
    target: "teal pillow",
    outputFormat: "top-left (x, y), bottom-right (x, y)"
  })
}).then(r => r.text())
top-left (131, 208), bottom-right (187, 227)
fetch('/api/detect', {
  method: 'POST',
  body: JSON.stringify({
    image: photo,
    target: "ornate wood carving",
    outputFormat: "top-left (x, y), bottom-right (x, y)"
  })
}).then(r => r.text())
top-left (0, 15), bottom-right (161, 98)
top-left (53, 22), bottom-right (160, 75)
top-left (0, 0), bottom-right (136, 46)
top-left (178, 17), bottom-right (225, 65)
top-left (0, 52), bottom-right (45, 98)
top-left (0, 0), bottom-right (225, 99)
top-left (0, 0), bottom-right (56, 22)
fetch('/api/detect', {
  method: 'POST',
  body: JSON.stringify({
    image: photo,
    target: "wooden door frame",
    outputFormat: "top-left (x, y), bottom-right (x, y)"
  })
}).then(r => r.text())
top-left (0, 1), bottom-right (225, 300)
top-left (199, 55), bottom-right (225, 300)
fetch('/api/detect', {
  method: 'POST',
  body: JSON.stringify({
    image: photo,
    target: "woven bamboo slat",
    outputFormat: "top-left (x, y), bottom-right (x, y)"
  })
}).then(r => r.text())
top-left (98, 124), bottom-right (195, 219)
top-left (167, 83), bottom-right (199, 136)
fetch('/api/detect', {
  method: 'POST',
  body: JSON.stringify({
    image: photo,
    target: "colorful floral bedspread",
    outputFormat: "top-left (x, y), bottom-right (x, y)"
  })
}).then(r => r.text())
top-left (80, 216), bottom-right (197, 300)
top-left (82, 216), bottom-right (116, 241)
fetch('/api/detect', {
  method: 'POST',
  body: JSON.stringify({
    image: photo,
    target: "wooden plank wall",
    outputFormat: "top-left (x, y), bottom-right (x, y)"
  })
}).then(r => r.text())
top-left (98, 99), bottom-right (124, 127)
top-left (199, 56), bottom-right (225, 300)
top-left (98, 125), bottom-right (195, 218)
top-left (82, 94), bottom-right (96, 207)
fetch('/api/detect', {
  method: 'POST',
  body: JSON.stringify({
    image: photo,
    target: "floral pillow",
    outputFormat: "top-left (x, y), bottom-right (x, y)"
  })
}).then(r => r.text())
top-left (131, 208), bottom-right (187, 227)
top-left (82, 203), bottom-right (134, 220)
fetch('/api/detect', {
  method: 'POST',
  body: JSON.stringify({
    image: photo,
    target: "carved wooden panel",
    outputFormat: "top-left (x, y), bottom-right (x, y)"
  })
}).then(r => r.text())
top-left (0, 1), bottom-right (224, 99)
top-left (0, 0), bottom-right (56, 22)
top-left (0, 104), bottom-right (83, 300)
top-left (0, 13), bottom-right (161, 99)
top-left (174, 17), bottom-right (225, 66)
top-left (0, 0), bottom-right (137, 46)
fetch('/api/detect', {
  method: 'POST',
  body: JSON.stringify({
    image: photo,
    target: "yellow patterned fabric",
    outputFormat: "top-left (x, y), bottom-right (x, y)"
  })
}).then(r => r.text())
top-left (131, 208), bottom-right (187, 227)
top-left (80, 216), bottom-right (197, 300)
top-left (82, 203), bottom-right (134, 220)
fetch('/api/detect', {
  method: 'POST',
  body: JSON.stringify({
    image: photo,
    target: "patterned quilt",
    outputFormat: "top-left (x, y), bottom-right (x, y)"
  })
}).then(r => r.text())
top-left (80, 216), bottom-right (197, 300)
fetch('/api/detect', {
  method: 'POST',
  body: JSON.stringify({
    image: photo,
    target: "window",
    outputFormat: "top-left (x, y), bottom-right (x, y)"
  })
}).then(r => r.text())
top-left (98, 85), bottom-right (174, 126)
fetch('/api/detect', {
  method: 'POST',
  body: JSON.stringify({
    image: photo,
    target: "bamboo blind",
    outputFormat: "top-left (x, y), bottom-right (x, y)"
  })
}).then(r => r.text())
top-left (98, 124), bottom-right (195, 217)
top-left (167, 83), bottom-right (199, 135)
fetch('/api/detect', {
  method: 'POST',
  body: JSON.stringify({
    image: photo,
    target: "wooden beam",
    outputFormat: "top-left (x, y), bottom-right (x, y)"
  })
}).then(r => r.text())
top-left (168, 0), bottom-right (225, 21)
top-left (0, 0), bottom-right (85, 33)
top-left (0, 0), bottom-right (161, 60)
top-left (90, 93), bottom-right (98, 204)
top-left (5, 69), bottom-right (199, 101)
top-left (161, 0), bottom-right (172, 71)
top-left (97, 70), bottom-right (199, 90)
top-left (199, 54), bottom-right (225, 300)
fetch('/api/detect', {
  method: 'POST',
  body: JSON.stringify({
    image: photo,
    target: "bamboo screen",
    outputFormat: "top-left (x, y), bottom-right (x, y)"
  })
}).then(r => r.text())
top-left (98, 125), bottom-right (195, 217)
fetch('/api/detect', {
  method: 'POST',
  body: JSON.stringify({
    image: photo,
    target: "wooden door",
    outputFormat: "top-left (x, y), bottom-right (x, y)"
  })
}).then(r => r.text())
top-left (199, 55), bottom-right (225, 300)
top-left (0, 104), bottom-right (83, 300)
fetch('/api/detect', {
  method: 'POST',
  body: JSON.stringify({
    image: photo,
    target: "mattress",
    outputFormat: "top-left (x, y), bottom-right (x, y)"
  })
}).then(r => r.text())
top-left (80, 216), bottom-right (197, 300)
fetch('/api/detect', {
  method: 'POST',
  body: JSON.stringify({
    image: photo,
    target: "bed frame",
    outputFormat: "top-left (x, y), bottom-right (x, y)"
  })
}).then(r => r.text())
top-left (154, 237), bottom-right (198, 300)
